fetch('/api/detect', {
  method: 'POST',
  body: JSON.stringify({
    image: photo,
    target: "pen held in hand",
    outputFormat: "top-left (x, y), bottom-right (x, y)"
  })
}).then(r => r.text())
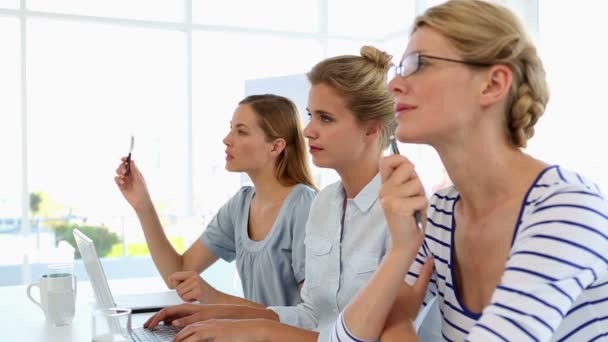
top-left (125, 135), bottom-right (134, 176)
top-left (389, 135), bottom-right (423, 231)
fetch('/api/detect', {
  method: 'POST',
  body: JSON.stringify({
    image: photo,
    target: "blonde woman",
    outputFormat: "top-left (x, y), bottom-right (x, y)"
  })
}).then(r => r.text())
top-left (115, 94), bottom-right (317, 307)
top-left (144, 46), bottom-right (398, 342)
top-left (333, 1), bottom-right (608, 341)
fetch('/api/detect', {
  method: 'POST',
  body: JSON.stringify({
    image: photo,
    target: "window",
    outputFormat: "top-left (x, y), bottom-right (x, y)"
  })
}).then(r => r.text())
top-left (27, 0), bottom-right (183, 22)
top-left (532, 0), bottom-right (608, 191)
top-left (191, 32), bottom-right (323, 215)
top-left (5, 0), bottom-right (604, 289)
top-left (26, 18), bottom-right (188, 266)
top-left (0, 17), bottom-right (22, 268)
top-left (193, 0), bottom-right (318, 33)
top-left (0, 0), bottom-right (18, 9)
top-left (329, 0), bottom-right (415, 39)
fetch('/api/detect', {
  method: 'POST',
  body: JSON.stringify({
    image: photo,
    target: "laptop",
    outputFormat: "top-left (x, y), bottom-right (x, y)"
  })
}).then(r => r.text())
top-left (73, 228), bottom-right (182, 341)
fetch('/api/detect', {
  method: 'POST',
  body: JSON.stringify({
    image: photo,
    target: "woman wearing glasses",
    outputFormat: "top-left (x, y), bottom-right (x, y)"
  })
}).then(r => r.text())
top-left (143, 46), bottom-right (401, 342)
top-left (333, 0), bottom-right (608, 341)
top-left (115, 94), bottom-right (317, 308)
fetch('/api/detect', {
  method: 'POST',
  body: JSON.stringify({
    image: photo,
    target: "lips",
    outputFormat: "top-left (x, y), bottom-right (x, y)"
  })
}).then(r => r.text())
top-left (225, 151), bottom-right (234, 160)
top-left (395, 103), bottom-right (417, 114)
top-left (308, 145), bottom-right (324, 154)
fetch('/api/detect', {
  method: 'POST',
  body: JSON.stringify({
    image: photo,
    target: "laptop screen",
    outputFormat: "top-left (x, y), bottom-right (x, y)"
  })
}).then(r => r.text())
top-left (73, 228), bottom-right (116, 309)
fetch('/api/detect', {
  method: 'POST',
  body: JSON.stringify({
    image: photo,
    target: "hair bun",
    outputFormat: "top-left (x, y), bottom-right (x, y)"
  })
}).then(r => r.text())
top-left (360, 46), bottom-right (392, 70)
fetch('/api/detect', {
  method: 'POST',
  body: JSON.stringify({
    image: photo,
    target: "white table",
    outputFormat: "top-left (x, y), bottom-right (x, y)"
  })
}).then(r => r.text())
top-left (0, 278), bottom-right (172, 341)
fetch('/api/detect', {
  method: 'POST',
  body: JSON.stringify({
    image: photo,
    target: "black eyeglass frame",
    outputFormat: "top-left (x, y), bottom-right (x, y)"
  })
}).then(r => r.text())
top-left (388, 52), bottom-right (492, 80)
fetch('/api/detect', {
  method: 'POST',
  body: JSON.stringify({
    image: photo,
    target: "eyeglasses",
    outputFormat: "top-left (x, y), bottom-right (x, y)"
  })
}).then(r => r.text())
top-left (387, 52), bottom-right (491, 80)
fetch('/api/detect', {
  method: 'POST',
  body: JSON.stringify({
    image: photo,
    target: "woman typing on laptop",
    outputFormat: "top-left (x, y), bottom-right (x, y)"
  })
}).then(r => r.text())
top-left (142, 46), bottom-right (429, 342)
top-left (114, 94), bottom-right (317, 308)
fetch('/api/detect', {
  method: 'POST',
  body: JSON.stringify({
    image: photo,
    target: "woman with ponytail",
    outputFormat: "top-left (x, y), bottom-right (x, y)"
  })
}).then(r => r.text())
top-left (143, 46), bottom-right (404, 342)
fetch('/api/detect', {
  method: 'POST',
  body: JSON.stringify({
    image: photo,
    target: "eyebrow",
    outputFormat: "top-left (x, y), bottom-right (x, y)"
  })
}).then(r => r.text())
top-left (230, 122), bottom-right (250, 129)
top-left (306, 107), bottom-right (333, 116)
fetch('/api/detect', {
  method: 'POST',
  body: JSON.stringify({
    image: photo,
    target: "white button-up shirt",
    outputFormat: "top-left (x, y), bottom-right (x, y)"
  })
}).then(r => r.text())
top-left (269, 174), bottom-right (391, 339)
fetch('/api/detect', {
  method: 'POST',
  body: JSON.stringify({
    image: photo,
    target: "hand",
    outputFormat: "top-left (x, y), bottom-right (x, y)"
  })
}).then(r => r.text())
top-left (114, 157), bottom-right (153, 211)
top-left (170, 271), bottom-right (218, 303)
top-left (144, 304), bottom-right (207, 329)
top-left (174, 319), bottom-right (268, 342)
top-left (379, 155), bottom-right (427, 249)
top-left (145, 303), bottom-right (242, 329)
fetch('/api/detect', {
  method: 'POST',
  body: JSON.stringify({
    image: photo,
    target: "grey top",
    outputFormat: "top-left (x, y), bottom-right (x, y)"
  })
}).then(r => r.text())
top-left (200, 183), bottom-right (316, 307)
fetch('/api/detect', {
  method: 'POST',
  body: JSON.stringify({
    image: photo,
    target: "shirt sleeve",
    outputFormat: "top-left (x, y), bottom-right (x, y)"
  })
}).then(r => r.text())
top-left (199, 188), bottom-right (248, 262)
top-left (467, 185), bottom-right (608, 341)
top-left (329, 313), bottom-right (378, 342)
top-left (290, 187), bottom-right (316, 284)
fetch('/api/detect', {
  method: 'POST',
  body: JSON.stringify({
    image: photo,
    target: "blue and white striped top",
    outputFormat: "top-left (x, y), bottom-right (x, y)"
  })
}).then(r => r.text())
top-left (331, 165), bottom-right (608, 341)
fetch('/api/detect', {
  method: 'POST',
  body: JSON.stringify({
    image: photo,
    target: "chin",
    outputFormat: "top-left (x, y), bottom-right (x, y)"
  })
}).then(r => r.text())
top-left (310, 157), bottom-right (333, 170)
top-left (396, 128), bottom-right (423, 144)
top-left (224, 163), bottom-right (239, 172)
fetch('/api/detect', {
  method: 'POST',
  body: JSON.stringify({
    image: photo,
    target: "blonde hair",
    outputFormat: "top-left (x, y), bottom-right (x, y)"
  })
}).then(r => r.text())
top-left (307, 46), bottom-right (396, 149)
top-left (239, 94), bottom-right (317, 191)
top-left (415, 0), bottom-right (549, 147)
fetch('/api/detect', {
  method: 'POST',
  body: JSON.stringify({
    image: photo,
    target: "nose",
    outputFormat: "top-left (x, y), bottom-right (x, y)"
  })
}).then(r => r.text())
top-left (222, 131), bottom-right (232, 146)
top-left (303, 120), bottom-right (317, 140)
top-left (388, 75), bottom-right (409, 96)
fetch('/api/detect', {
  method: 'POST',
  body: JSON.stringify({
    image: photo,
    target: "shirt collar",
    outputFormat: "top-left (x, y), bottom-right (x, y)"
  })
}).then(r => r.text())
top-left (338, 173), bottom-right (381, 213)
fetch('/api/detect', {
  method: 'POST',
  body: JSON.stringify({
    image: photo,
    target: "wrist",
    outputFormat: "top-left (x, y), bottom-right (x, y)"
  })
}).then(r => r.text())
top-left (380, 319), bottom-right (418, 342)
top-left (386, 245), bottom-right (414, 261)
top-left (390, 232), bottom-right (424, 255)
top-left (255, 319), bottom-right (277, 342)
top-left (203, 285), bottom-right (221, 304)
top-left (133, 197), bottom-right (155, 214)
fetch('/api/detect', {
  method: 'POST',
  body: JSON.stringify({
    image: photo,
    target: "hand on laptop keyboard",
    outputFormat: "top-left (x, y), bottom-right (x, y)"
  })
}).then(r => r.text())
top-left (131, 324), bottom-right (179, 342)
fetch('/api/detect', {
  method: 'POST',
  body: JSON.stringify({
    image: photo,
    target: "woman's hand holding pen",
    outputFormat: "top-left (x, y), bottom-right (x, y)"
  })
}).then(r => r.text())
top-left (379, 154), bottom-right (427, 251)
top-left (114, 157), bottom-right (153, 212)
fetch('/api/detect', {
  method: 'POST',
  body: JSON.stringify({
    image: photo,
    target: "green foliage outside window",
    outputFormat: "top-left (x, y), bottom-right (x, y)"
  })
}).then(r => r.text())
top-left (54, 223), bottom-right (120, 259)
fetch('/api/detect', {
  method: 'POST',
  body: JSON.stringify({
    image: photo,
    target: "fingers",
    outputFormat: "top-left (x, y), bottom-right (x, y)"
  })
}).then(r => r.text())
top-left (116, 157), bottom-right (128, 175)
top-left (144, 307), bottom-right (171, 329)
top-left (382, 196), bottom-right (428, 248)
top-left (176, 279), bottom-right (199, 303)
top-left (174, 275), bottom-right (195, 299)
top-left (170, 271), bottom-right (195, 285)
top-left (171, 272), bottom-right (206, 302)
top-left (174, 322), bottom-right (213, 342)
top-left (114, 176), bottom-right (126, 187)
top-left (381, 195), bottom-right (428, 220)
top-left (143, 304), bottom-right (194, 328)
top-left (380, 178), bottom-right (424, 202)
top-left (171, 311), bottom-right (208, 328)
top-left (114, 158), bottom-right (146, 192)
top-left (379, 155), bottom-right (414, 184)
top-left (115, 157), bottom-right (138, 177)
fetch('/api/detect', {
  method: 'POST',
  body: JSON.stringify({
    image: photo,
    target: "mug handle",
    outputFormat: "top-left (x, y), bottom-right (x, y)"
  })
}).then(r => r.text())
top-left (26, 282), bottom-right (43, 311)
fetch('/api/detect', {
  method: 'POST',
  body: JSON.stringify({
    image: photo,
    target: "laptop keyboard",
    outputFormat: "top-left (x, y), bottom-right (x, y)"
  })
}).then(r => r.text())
top-left (131, 324), bottom-right (179, 342)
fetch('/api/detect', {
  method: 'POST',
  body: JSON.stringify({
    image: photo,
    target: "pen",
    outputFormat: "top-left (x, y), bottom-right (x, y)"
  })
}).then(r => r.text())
top-left (389, 135), bottom-right (423, 231)
top-left (125, 135), bottom-right (134, 176)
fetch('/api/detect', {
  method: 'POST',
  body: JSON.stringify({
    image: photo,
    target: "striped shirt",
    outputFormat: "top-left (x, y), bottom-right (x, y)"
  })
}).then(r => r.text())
top-left (331, 165), bottom-right (608, 341)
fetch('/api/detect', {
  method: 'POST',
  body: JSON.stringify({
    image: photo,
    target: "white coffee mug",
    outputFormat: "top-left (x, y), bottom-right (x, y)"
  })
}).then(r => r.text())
top-left (27, 273), bottom-right (77, 326)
